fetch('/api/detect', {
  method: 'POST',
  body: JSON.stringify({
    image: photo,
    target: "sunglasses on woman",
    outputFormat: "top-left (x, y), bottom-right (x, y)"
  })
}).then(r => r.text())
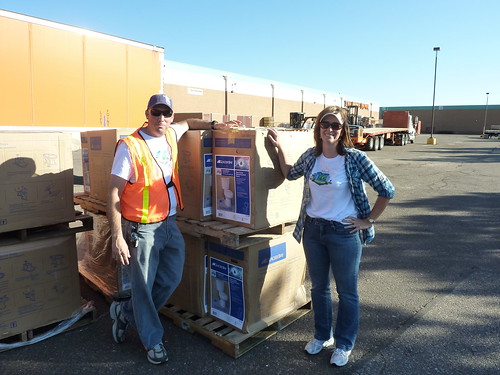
top-left (319, 121), bottom-right (342, 130)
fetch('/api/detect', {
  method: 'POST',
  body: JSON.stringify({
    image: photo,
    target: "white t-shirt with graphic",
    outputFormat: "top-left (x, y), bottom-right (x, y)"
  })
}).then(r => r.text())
top-left (111, 125), bottom-right (185, 215)
top-left (306, 154), bottom-right (358, 224)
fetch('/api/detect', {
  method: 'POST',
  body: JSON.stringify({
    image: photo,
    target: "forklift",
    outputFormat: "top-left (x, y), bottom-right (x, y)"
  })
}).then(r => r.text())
top-left (290, 105), bottom-right (365, 129)
top-left (290, 112), bottom-right (316, 129)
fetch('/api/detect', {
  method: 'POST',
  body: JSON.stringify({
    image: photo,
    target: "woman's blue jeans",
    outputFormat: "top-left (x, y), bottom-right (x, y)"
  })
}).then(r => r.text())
top-left (121, 215), bottom-right (185, 350)
top-left (303, 216), bottom-right (362, 351)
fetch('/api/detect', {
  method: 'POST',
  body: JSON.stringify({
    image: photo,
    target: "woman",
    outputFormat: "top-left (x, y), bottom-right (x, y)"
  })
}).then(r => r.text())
top-left (267, 106), bottom-right (395, 367)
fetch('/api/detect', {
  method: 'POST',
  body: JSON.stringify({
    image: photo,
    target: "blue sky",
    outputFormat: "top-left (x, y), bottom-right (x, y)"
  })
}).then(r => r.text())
top-left (1, 0), bottom-right (498, 107)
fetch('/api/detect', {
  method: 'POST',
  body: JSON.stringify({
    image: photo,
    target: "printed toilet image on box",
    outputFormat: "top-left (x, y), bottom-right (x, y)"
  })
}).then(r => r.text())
top-left (208, 231), bottom-right (308, 333)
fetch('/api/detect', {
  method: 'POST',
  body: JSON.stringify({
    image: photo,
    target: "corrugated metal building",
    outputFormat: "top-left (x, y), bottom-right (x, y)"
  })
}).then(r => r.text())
top-left (164, 61), bottom-right (379, 127)
top-left (380, 105), bottom-right (500, 135)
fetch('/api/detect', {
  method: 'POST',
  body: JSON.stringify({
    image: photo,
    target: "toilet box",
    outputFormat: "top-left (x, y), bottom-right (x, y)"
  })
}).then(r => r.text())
top-left (213, 128), bottom-right (314, 229)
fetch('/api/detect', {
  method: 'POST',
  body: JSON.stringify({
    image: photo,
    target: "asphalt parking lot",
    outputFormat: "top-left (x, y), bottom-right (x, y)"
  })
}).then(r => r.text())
top-left (1, 134), bottom-right (499, 375)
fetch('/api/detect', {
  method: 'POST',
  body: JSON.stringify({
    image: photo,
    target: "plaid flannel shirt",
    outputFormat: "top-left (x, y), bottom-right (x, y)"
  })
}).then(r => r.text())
top-left (288, 147), bottom-right (395, 244)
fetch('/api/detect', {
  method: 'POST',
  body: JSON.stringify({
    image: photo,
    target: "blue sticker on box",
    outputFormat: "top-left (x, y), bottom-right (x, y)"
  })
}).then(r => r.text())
top-left (258, 243), bottom-right (287, 267)
top-left (210, 256), bottom-right (245, 329)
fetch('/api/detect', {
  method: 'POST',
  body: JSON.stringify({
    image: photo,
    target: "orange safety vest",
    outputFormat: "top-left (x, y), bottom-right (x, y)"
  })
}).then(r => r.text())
top-left (118, 124), bottom-right (183, 223)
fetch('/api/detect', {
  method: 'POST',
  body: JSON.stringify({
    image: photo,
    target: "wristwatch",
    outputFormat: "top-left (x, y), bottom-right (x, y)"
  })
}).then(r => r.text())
top-left (210, 120), bottom-right (218, 130)
top-left (367, 217), bottom-right (375, 224)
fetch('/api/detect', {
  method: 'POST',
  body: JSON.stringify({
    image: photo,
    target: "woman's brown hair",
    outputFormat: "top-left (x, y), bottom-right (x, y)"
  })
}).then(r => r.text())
top-left (313, 106), bottom-right (354, 156)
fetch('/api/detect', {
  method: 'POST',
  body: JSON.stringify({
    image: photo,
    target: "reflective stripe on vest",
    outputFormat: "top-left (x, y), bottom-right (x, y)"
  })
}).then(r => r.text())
top-left (125, 135), bottom-right (152, 223)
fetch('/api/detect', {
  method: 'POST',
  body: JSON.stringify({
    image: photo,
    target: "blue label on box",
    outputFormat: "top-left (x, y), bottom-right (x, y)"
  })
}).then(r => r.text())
top-left (204, 154), bottom-right (212, 168)
top-left (90, 136), bottom-right (102, 151)
top-left (203, 137), bottom-right (213, 147)
top-left (235, 170), bottom-right (250, 215)
top-left (215, 155), bottom-right (234, 169)
top-left (229, 276), bottom-right (244, 321)
top-left (258, 243), bottom-right (287, 268)
top-left (210, 257), bottom-right (229, 274)
top-left (207, 242), bottom-right (245, 261)
top-left (209, 256), bottom-right (245, 327)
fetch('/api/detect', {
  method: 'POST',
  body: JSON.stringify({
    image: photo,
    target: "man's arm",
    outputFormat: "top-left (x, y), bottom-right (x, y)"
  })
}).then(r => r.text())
top-left (107, 174), bottom-right (130, 265)
top-left (175, 118), bottom-right (241, 135)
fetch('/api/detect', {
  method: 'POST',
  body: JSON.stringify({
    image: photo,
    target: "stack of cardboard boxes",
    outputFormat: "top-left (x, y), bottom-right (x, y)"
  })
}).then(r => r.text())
top-left (207, 128), bottom-right (313, 331)
top-left (0, 132), bottom-right (81, 340)
top-left (77, 125), bottom-right (313, 333)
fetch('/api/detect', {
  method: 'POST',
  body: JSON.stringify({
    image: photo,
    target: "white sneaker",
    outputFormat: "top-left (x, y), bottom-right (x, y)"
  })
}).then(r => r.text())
top-left (304, 337), bottom-right (334, 355)
top-left (330, 348), bottom-right (352, 367)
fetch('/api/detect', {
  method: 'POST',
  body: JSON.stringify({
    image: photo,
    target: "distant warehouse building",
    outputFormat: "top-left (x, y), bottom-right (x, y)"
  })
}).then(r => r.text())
top-left (380, 105), bottom-right (500, 135)
top-left (164, 60), bottom-right (379, 128)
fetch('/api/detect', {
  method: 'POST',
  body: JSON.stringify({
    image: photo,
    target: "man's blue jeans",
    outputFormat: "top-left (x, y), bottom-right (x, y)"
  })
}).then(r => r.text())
top-left (121, 215), bottom-right (185, 350)
top-left (303, 216), bottom-right (362, 351)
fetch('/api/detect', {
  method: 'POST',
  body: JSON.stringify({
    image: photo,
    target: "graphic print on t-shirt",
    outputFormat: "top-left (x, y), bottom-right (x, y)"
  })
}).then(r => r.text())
top-left (154, 149), bottom-right (172, 170)
top-left (310, 171), bottom-right (332, 185)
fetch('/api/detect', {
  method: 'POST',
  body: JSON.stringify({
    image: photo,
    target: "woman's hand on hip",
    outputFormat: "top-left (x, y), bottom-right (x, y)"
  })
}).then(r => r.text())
top-left (343, 216), bottom-right (373, 233)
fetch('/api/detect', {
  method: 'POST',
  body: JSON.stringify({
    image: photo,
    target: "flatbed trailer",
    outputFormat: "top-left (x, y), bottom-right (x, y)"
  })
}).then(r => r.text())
top-left (350, 125), bottom-right (414, 151)
top-left (483, 125), bottom-right (500, 138)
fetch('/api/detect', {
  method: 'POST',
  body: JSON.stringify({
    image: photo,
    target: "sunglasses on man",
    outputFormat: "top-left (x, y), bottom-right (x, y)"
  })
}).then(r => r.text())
top-left (150, 108), bottom-right (173, 117)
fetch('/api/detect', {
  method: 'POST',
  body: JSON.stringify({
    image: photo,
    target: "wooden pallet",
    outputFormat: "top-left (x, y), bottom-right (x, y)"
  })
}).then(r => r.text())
top-left (74, 193), bottom-right (296, 249)
top-left (74, 193), bottom-right (107, 214)
top-left (159, 301), bottom-right (311, 358)
top-left (0, 299), bottom-right (97, 352)
top-left (176, 217), bottom-right (295, 249)
top-left (0, 211), bottom-right (93, 246)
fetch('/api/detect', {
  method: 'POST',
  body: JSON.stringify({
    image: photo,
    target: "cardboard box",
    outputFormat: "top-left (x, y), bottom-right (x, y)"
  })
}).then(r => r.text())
top-left (213, 128), bottom-right (314, 229)
top-left (208, 231), bottom-right (308, 333)
top-left (84, 128), bottom-right (136, 203)
top-left (0, 234), bottom-right (81, 339)
top-left (76, 211), bottom-right (130, 299)
top-left (173, 113), bottom-right (210, 123)
top-left (0, 131), bottom-right (75, 233)
top-left (80, 132), bottom-right (91, 195)
top-left (167, 234), bottom-right (208, 317)
top-left (174, 113), bottom-right (227, 124)
top-left (177, 130), bottom-right (213, 221)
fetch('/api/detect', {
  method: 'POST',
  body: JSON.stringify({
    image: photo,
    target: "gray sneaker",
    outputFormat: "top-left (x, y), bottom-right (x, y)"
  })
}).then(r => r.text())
top-left (110, 301), bottom-right (128, 344)
top-left (330, 348), bottom-right (352, 367)
top-left (304, 337), bottom-right (335, 355)
top-left (147, 343), bottom-right (168, 365)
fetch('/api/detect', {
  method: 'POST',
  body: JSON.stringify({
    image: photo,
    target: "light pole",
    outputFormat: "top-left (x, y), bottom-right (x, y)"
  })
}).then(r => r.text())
top-left (271, 84), bottom-right (275, 117)
top-left (300, 89), bottom-right (304, 113)
top-left (427, 46), bottom-right (440, 145)
top-left (222, 75), bottom-right (228, 116)
top-left (481, 92), bottom-right (490, 137)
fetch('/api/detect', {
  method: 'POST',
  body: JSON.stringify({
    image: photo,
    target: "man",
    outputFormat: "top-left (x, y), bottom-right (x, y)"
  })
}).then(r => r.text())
top-left (107, 93), bottom-right (237, 364)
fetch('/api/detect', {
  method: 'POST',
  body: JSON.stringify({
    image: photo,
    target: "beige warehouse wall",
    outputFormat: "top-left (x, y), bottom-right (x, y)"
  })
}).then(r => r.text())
top-left (165, 83), bottom-right (378, 127)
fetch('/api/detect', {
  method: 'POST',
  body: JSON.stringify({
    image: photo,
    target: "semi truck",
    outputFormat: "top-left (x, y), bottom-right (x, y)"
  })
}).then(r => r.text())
top-left (292, 108), bottom-right (419, 152)
top-left (349, 109), bottom-right (419, 151)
